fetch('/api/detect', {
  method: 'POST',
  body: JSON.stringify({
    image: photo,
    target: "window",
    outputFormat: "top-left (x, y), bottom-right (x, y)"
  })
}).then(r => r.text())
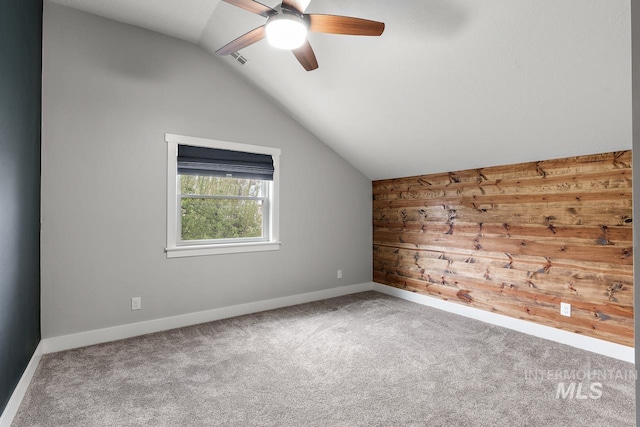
top-left (165, 134), bottom-right (280, 258)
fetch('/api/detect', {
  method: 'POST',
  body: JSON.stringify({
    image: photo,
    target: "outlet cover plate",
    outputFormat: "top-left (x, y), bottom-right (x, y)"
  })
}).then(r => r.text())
top-left (560, 302), bottom-right (571, 317)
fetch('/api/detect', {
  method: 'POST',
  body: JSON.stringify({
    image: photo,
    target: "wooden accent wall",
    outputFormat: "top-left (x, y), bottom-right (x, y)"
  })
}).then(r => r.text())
top-left (373, 151), bottom-right (633, 346)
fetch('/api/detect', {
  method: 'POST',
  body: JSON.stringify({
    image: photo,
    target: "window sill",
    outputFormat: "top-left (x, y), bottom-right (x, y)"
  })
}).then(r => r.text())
top-left (165, 241), bottom-right (281, 258)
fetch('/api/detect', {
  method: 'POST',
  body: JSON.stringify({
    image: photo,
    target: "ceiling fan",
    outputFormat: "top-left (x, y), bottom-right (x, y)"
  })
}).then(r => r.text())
top-left (216, 0), bottom-right (385, 71)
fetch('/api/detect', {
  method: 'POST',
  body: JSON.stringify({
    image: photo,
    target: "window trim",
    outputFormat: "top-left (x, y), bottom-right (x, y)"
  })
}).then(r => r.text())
top-left (165, 133), bottom-right (281, 258)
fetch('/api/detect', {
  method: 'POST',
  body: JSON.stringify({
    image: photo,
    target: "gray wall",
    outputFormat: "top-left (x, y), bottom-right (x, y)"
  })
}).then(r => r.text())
top-left (41, 3), bottom-right (372, 338)
top-left (0, 0), bottom-right (42, 414)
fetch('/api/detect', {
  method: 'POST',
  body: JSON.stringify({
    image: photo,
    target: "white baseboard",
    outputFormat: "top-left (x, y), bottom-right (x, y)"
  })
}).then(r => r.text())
top-left (0, 342), bottom-right (43, 427)
top-left (41, 280), bottom-right (633, 359)
top-left (42, 282), bottom-right (375, 354)
top-left (373, 283), bottom-right (635, 363)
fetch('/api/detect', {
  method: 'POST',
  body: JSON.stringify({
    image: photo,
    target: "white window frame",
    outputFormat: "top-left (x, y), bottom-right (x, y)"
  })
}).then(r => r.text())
top-left (165, 133), bottom-right (281, 258)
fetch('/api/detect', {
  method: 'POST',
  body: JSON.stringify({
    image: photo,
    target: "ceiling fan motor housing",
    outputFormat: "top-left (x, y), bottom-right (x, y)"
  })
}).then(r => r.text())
top-left (265, 7), bottom-right (309, 50)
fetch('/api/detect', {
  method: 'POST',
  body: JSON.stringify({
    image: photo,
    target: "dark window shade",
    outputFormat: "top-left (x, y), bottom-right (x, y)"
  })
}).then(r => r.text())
top-left (178, 145), bottom-right (274, 180)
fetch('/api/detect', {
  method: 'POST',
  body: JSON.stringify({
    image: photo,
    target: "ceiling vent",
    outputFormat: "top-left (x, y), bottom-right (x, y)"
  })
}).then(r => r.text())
top-left (230, 51), bottom-right (248, 66)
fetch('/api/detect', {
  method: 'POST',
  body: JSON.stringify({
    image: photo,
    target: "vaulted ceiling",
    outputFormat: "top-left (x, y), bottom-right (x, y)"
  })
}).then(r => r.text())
top-left (49, 0), bottom-right (631, 180)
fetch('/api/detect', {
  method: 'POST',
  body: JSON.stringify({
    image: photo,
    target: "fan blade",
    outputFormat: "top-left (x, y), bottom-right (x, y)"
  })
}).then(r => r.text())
top-left (309, 14), bottom-right (385, 36)
top-left (216, 26), bottom-right (266, 55)
top-left (281, 0), bottom-right (310, 14)
top-left (292, 40), bottom-right (319, 71)
top-left (222, 0), bottom-right (275, 18)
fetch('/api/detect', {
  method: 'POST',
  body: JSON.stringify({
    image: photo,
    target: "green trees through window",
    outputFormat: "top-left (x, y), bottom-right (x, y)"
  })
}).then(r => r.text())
top-left (179, 175), bottom-right (265, 241)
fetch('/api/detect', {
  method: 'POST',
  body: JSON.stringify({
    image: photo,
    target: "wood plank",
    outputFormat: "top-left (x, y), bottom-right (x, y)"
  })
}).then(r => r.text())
top-left (374, 245), bottom-right (634, 275)
top-left (374, 190), bottom-right (632, 209)
top-left (375, 259), bottom-right (633, 307)
top-left (374, 267), bottom-right (633, 319)
top-left (379, 204), bottom-right (631, 227)
top-left (373, 152), bottom-right (631, 194)
top-left (374, 230), bottom-right (633, 265)
top-left (374, 222), bottom-right (632, 244)
top-left (373, 168), bottom-right (631, 197)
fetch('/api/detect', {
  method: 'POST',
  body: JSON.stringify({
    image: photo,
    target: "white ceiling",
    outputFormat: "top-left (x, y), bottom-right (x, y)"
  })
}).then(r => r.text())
top-left (50, 0), bottom-right (632, 180)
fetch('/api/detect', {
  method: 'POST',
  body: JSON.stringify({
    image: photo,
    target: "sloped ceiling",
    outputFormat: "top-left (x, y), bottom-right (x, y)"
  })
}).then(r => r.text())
top-left (49, 0), bottom-right (631, 180)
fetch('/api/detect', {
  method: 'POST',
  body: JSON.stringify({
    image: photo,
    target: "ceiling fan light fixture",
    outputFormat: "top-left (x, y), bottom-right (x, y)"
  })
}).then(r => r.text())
top-left (265, 14), bottom-right (307, 50)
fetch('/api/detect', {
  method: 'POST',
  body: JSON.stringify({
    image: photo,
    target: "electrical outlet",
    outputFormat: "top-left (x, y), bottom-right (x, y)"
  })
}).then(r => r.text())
top-left (337, 269), bottom-right (343, 279)
top-left (131, 297), bottom-right (141, 311)
top-left (560, 302), bottom-right (571, 317)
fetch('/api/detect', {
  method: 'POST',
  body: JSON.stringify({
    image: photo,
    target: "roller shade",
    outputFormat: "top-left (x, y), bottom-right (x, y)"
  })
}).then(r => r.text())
top-left (177, 145), bottom-right (274, 181)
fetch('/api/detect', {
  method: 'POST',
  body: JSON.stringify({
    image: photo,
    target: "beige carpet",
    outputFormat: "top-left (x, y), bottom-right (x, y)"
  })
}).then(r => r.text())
top-left (12, 292), bottom-right (635, 426)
